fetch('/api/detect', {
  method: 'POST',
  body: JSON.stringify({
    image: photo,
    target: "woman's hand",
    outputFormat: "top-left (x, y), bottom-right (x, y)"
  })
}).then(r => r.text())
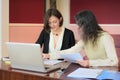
top-left (42, 53), bottom-right (50, 59)
top-left (76, 60), bottom-right (89, 67)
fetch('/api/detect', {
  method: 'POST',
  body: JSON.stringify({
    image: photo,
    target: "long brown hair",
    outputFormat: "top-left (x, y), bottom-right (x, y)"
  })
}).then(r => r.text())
top-left (75, 10), bottom-right (105, 46)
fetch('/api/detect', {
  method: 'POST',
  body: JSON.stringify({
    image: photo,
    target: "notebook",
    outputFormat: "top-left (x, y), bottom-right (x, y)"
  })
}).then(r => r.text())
top-left (5, 42), bottom-right (60, 73)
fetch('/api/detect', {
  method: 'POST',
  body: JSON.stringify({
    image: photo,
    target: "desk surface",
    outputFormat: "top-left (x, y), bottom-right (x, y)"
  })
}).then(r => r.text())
top-left (0, 61), bottom-right (61, 80)
top-left (0, 60), bottom-right (120, 80)
top-left (60, 63), bottom-right (120, 80)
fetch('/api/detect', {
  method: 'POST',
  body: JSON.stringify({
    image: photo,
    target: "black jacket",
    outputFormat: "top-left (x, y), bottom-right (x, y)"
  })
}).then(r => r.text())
top-left (36, 28), bottom-right (75, 53)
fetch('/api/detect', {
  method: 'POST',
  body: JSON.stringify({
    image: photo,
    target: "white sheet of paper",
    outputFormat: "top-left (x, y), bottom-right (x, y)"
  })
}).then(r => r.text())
top-left (60, 53), bottom-right (83, 63)
top-left (67, 68), bottom-right (103, 78)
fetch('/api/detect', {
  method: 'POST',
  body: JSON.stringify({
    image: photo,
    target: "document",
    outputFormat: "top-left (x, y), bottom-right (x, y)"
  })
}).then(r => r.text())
top-left (60, 53), bottom-right (83, 63)
top-left (67, 68), bottom-right (103, 78)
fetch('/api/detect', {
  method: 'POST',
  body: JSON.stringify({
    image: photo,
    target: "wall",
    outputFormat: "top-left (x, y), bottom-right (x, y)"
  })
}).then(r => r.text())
top-left (9, 0), bottom-right (44, 23)
top-left (9, 23), bottom-right (43, 43)
top-left (8, 0), bottom-right (120, 57)
top-left (2, 0), bottom-right (44, 57)
top-left (69, 24), bottom-right (120, 42)
top-left (56, 0), bottom-right (70, 28)
top-left (70, 0), bottom-right (120, 24)
top-left (9, 0), bottom-right (44, 42)
top-left (0, 0), bottom-right (2, 59)
top-left (9, 0), bottom-right (120, 43)
top-left (0, 0), bottom-right (9, 58)
top-left (69, 0), bottom-right (120, 41)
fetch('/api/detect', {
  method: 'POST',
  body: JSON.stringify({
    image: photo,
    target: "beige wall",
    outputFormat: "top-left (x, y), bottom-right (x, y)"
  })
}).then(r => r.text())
top-left (0, 0), bottom-right (2, 59)
top-left (0, 0), bottom-right (9, 58)
top-left (56, 0), bottom-right (70, 28)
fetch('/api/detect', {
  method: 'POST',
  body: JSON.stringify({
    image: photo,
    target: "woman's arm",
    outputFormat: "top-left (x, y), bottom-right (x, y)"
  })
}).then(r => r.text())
top-left (49, 40), bottom-right (84, 59)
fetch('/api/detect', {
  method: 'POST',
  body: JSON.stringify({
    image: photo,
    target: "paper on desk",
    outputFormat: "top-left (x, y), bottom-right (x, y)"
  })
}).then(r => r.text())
top-left (60, 53), bottom-right (83, 63)
top-left (67, 68), bottom-right (103, 78)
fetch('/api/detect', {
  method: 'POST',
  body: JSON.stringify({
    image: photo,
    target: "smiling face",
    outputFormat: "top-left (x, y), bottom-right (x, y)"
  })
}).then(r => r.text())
top-left (48, 16), bottom-right (61, 31)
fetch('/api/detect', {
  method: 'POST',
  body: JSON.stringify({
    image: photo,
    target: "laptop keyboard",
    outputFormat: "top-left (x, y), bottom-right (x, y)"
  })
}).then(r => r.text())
top-left (44, 59), bottom-right (63, 65)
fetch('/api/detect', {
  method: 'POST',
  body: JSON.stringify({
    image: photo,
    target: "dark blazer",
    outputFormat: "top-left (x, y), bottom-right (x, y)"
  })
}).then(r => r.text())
top-left (36, 28), bottom-right (75, 53)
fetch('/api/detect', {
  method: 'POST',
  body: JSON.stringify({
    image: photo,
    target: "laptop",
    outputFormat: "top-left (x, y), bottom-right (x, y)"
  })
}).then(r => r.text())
top-left (5, 42), bottom-right (60, 73)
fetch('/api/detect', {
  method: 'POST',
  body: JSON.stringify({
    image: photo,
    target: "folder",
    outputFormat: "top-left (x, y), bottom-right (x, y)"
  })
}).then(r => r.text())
top-left (97, 70), bottom-right (120, 80)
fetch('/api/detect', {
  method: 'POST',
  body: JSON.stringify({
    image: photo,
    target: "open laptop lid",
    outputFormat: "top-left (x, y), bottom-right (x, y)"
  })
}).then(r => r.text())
top-left (5, 42), bottom-right (60, 73)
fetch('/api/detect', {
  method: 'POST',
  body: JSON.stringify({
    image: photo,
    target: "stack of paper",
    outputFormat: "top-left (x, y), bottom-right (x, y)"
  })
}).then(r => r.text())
top-left (67, 68), bottom-right (103, 78)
